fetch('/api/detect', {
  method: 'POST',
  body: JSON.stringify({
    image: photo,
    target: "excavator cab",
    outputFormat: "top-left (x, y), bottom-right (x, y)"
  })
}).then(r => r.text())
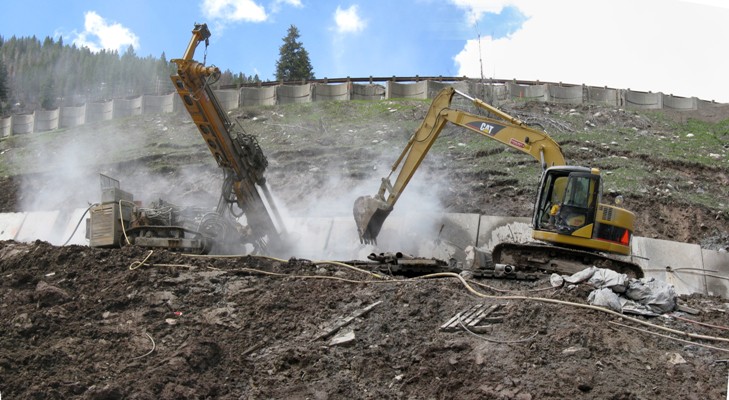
top-left (535, 167), bottom-right (600, 238)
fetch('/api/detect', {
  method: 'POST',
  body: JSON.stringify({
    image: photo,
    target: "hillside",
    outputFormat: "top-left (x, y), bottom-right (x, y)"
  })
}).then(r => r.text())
top-left (1, 96), bottom-right (729, 399)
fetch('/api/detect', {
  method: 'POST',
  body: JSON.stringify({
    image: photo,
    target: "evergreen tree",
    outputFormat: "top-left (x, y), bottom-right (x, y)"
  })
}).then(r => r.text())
top-left (275, 25), bottom-right (314, 82)
top-left (0, 57), bottom-right (9, 115)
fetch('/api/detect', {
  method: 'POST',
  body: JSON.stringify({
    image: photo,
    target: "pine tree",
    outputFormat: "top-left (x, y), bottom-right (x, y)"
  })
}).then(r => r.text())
top-left (275, 25), bottom-right (314, 82)
top-left (0, 57), bottom-right (9, 115)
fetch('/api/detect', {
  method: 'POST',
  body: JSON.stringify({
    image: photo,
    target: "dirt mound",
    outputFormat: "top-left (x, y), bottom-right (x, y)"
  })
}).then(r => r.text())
top-left (1, 240), bottom-right (728, 399)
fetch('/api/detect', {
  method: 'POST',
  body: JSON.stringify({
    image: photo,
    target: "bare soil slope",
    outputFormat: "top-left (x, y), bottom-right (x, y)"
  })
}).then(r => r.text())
top-left (2, 240), bottom-right (729, 399)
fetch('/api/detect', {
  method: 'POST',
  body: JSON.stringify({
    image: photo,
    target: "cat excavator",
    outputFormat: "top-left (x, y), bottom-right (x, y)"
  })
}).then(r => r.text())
top-left (354, 87), bottom-right (643, 278)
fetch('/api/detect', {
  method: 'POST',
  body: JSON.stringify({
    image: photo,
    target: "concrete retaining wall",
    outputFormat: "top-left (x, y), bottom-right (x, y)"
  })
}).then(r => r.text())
top-left (0, 116), bottom-right (11, 137)
top-left (387, 81), bottom-right (428, 99)
top-left (143, 93), bottom-right (175, 114)
top-left (240, 86), bottom-right (276, 106)
top-left (59, 105), bottom-right (87, 128)
top-left (662, 94), bottom-right (697, 110)
top-left (113, 96), bottom-right (143, 118)
top-left (586, 86), bottom-right (621, 106)
top-left (313, 83), bottom-right (350, 101)
top-left (548, 84), bottom-right (584, 104)
top-left (86, 101), bottom-right (114, 123)
top-left (12, 113), bottom-right (34, 134)
top-left (428, 80), bottom-right (470, 99)
top-left (508, 82), bottom-right (550, 101)
top-left (34, 109), bottom-right (60, 132)
top-left (214, 89), bottom-right (240, 111)
top-left (277, 84), bottom-right (312, 104)
top-left (624, 90), bottom-right (663, 109)
top-left (351, 84), bottom-right (385, 100)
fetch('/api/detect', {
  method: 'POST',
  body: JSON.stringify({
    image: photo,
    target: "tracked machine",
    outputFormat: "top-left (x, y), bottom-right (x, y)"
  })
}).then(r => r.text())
top-left (87, 23), bottom-right (285, 254)
top-left (354, 87), bottom-right (643, 278)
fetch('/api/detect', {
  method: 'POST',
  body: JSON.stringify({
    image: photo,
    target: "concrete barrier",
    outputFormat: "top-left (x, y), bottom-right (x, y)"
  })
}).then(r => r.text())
top-left (277, 84), bottom-right (312, 104)
top-left (662, 94), bottom-right (697, 110)
top-left (240, 86), bottom-right (276, 106)
top-left (12, 112), bottom-right (34, 135)
top-left (632, 237), bottom-right (706, 296)
top-left (386, 81), bottom-right (428, 99)
top-left (703, 250), bottom-right (729, 297)
top-left (351, 84), bottom-right (385, 100)
top-left (427, 81), bottom-right (470, 99)
top-left (113, 96), bottom-right (143, 118)
top-left (0, 116), bottom-right (10, 137)
top-left (15, 211), bottom-right (60, 243)
top-left (59, 105), bottom-right (87, 128)
top-left (548, 84), bottom-right (584, 104)
top-left (213, 89), bottom-right (240, 111)
top-left (624, 90), bottom-right (663, 110)
top-left (586, 86), bottom-right (621, 106)
top-left (86, 100), bottom-right (114, 123)
top-left (313, 83), bottom-right (350, 101)
top-left (508, 82), bottom-right (549, 101)
top-left (0, 212), bottom-right (26, 240)
top-left (34, 108), bottom-right (60, 132)
top-left (143, 93), bottom-right (175, 114)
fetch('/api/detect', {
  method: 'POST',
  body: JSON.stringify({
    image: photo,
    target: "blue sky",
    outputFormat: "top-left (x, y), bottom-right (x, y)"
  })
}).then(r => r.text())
top-left (1, 0), bottom-right (728, 102)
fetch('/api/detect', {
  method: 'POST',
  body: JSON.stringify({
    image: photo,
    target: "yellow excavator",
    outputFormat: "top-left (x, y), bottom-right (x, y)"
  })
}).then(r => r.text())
top-left (354, 87), bottom-right (643, 277)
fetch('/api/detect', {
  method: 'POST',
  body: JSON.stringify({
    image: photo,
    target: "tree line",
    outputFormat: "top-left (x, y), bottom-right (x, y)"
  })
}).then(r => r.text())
top-left (0, 24), bottom-right (315, 117)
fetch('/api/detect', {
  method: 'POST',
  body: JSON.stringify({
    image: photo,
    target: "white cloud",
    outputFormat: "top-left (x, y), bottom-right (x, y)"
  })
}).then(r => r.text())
top-left (454, 0), bottom-right (729, 102)
top-left (271, 0), bottom-right (303, 13)
top-left (202, 0), bottom-right (268, 23)
top-left (448, 0), bottom-right (515, 25)
top-left (334, 5), bottom-right (366, 34)
top-left (72, 11), bottom-right (140, 53)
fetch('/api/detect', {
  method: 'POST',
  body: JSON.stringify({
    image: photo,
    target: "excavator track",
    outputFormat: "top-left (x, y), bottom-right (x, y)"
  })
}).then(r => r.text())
top-left (492, 242), bottom-right (644, 279)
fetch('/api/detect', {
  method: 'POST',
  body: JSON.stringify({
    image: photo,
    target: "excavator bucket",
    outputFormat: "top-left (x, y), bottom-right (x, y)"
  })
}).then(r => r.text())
top-left (353, 196), bottom-right (393, 245)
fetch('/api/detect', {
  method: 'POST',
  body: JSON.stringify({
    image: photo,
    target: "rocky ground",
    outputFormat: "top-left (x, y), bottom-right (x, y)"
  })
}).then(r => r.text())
top-left (1, 95), bottom-right (728, 398)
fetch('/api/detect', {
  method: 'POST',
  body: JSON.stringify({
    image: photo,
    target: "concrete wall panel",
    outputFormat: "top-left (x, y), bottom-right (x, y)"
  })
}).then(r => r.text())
top-left (240, 86), bottom-right (276, 106)
top-left (548, 84), bottom-right (584, 104)
top-left (0, 116), bottom-right (10, 137)
top-left (467, 82), bottom-right (509, 104)
top-left (12, 113), bottom-right (34, 135)
top-left (586, 86), bottom-right (620, 106)
top-left (386, 81), bottom-right (428, 99)
top-left (427, 81), bottom-right (470, 99)
top-left (35, 109), bottom-right (60, 132)
top-left (624, 90), bottom-right (663, 110)
top-left (86, 101), bottom-right (114, 123)
top-left (143, 93), bottom-right (175, 114)
top-left (277, 84), bottom-right (312, 104)
top-left (0, 212), bottom-right (26, 240)
top-left (59, 208), bottom-right (90, 246)
top-left (113, 96), bottom-right (143, 118)
top-left (702, 250), bottom-right (729, 297)
top-left (313, 83), bottom-right (350, 101)
top-left (631, 237), bottom-right (706, 295)
top-left (213, 89), bottom-right (240, 111)
top-left (477, 217), bottom-right (532, 251)
top-left (15, 211), bottom-right (60, 243)
top-left (351, 84), bottom-right (385, 100)
top-left (508, 82), bottom-right (549, 101)
top-left (59, 105), bottom-right (86, 128)
top-left (662, 95), bottom-right (697, 110)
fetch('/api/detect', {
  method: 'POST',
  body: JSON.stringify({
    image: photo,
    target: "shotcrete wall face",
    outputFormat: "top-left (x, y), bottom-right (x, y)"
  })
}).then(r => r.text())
top-left (624, 90), bottom-right (663, 110)
top-left (313, 83), bottom-right (350, 101)
top-left (548, 85), bottom-right (584, 105)
top-left (12, 113), bottom-right (34, 135)
top-left (508, 82), bottom-right (550, 101)
top-left (427, 81), bottom-right (470, 99)
top-left (34, 109), bottom-right (60, 132)
top-left (240, 86), bottom-right (276, 106)
top-left (59, 105), bottom-right (86, 128)
top-left (351, 84), bottom-right (385, 100)
top-left (386, 81), bottom-right (428, 99)
top-left (213, 89), bottom-right (240, 111)
top-left (0, 116), bottom-right (10, 137)
top-left (587, 86), bottom-right (620, 106)
top-left (662, 94), bottom-right (698, 110)
top-left (277, 84), bottom-right (313, 104)
top-left (86, 101), bottom-right (114, 123)
top-left (468, 82), bottom-right (509, 105)
top-left (143, 93), bottom-right (175, 114)
top-left (113, 96), bottom-right (143, 118)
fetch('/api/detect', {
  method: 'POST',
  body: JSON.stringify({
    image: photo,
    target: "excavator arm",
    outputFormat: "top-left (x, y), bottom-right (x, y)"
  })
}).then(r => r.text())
top-left (171, 23), bottom-right (284, 252)
top-left (354, 86), bottom-right (565, 243)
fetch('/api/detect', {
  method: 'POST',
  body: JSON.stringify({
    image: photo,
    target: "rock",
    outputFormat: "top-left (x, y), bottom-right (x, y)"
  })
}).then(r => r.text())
top-left (666, 352), bottom-right (687, 365)
top-left (562, 346), bottom-right (591, 358)
top-left (329, 329), bottom-right (355, 346)
top-left (34, 281), bottom-right (70, 307)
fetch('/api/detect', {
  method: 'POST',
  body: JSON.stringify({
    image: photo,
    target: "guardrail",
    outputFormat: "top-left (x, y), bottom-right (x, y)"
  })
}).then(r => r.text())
top-left (1, 77), bottom-right (726, 138)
